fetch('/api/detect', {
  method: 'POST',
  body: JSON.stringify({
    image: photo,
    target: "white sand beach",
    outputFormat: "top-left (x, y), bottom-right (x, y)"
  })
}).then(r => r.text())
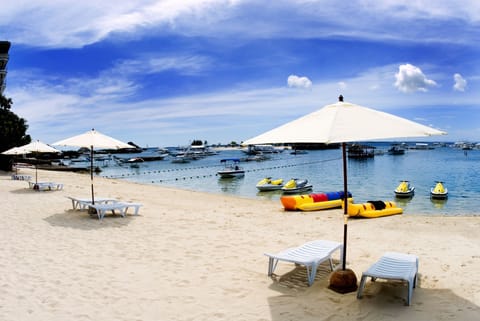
top-left (1, 168), bottom-right (479, 321)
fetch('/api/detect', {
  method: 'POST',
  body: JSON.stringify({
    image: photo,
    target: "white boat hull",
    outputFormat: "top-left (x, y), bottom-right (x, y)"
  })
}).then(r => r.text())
top-left (257, 184), bottom-right (283, 191)
top-left (282, 184), bottom-right (313, 194)
top-left (430, 188), bottom-right (448, 199)
top-left (218, 170), bottom-right (245, 178)
top-left (394, 188), bottom-right (415, 198)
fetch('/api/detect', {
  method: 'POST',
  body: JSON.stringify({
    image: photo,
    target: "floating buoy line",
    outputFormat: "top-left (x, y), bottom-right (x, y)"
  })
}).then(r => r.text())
top-left (101, 156), bottom-right (341, 184)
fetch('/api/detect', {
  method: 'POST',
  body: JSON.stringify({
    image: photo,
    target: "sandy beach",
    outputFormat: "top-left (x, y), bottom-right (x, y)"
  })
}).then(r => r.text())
top-left (1, 168), bottom-right (479, 321)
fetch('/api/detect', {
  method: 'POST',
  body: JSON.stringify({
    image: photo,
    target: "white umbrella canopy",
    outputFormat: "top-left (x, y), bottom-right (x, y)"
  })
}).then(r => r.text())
top-left (244, 96), bottom-right (446, 293)
top-left (53, 129), bottom-right (132, 150)
top-left (2, 140), bottom-right (60, 154)
top-left (243, 99), bottom-right (446, 145)
top-left (2, 146), bottom-right (27, 155)
top-left (53, 129), bottom-right (132, 204)
top-left (2, 140), bottom-right (60, 182)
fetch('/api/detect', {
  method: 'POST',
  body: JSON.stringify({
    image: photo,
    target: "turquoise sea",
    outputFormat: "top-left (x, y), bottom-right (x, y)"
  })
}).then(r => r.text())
top-left (98, 143), bottom-right (480, 216)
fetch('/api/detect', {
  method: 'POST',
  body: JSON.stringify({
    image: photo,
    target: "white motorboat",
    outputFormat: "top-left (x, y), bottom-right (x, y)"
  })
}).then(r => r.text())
top-left (217, 158), bottom-right (245, 178)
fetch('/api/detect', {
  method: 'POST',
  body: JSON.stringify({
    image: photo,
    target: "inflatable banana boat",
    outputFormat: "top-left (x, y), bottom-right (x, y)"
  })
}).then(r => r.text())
top-left (281, 191), bottom-right (352, 211)
top-left (344, 200), bottom-right (403, 218)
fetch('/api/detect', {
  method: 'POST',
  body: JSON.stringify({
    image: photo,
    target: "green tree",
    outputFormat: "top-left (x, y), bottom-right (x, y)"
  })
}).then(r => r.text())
top-left (0, 93), bottom-right (31, 170)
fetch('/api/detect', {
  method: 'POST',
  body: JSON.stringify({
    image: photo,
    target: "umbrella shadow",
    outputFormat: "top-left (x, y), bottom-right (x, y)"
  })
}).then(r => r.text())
top-left (9, 187), bottom-right (64, 194)
top-left (9, 187), bottom-right (38, 194)
top-left (267, 274), bottom-right (480, 321)
top-left (267, 260), bottom-right (340, 294)
top-left (43, 209), bottom-right (133, 230)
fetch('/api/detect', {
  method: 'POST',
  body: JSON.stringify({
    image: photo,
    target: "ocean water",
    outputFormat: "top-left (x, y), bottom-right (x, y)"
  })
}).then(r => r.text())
top-left (98, 144), bottom-right (480, 216)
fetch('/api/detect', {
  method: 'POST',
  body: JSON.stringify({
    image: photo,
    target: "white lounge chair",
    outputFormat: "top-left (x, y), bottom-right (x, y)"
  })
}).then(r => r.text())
top-left (357, 251), bottom-right (419, 306)
top-left (29, 181), bottom-right (63, 191)
top-left (67, 196), bottom-right (118, 210)
top-left (265, 240), bottom-right (343, 286)
top-left (87, 202), bottom-right (143, 220)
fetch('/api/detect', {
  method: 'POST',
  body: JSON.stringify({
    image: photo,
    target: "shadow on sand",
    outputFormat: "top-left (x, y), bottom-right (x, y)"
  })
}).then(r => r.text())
top-left (266, 263), bottom-right (479, 321)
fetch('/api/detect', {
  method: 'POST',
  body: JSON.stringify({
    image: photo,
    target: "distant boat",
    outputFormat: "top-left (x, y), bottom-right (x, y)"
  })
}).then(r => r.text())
top-left (290, 149), bottom-right (308, 155)
top-left (171, 155), bottom-right (191, 163)
top-left (126, 157), bottom-right (144, 163)
top-left (242, 144), bottom-right (284, 155)
top-left (347, 144), bottom-right (375, 159)
top-left (388, 145), bottom-right (405, 155)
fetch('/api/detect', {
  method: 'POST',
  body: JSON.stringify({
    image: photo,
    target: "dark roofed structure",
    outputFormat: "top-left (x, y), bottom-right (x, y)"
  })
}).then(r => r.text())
top-left (0, 41), bottom-right (11, 94)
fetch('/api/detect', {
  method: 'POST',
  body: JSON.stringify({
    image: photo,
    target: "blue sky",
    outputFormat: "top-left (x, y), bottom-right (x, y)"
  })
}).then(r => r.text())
top-left (1, 1), bottom-right (479, 147)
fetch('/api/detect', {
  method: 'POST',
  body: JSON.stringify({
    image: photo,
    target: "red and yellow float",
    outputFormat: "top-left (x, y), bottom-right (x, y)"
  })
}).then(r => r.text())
top-left (281, 191), bottom-right (352, 211)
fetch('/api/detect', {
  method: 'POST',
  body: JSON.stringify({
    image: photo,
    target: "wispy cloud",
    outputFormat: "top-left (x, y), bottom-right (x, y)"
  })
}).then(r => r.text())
top-left (112, 55), bottom-right (212, 76)
top-left (2, 1), bottom-right (479, 48)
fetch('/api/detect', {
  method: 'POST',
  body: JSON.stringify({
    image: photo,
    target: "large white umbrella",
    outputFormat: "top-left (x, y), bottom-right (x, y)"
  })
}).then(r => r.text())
top-left (244, 95), bottom-right (446, 292)
top-left (53, 129), bottom-right (132, 204)
top-left (2, 140), bottom-right (60, 183)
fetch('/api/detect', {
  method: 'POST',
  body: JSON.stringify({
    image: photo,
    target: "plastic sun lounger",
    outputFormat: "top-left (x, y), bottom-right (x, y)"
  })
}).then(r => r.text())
top-left (88, 202), bottom-right (143, 220)
top-left (11, 174), bottom-right (32, 181)
top-left (357, 251), bottom-right (419, 306)
top-left (67, 197), bottom-right (118, 210)
top-left (264, 240), bottom-right (343, 286)
top-left (29, 181), bottom-right (64, 191)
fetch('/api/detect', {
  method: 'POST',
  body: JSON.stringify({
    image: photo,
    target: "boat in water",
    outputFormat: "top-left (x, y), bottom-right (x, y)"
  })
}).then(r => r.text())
top-left (256, 177), bottom-right (284, 191)
top-left (394, 180), bottom-right (415, 198)
top-left (430, 181), bottom-right (448, 199)
top-left (217, 158), bottom-right (245, 178)
top-left (281, 178), bottom-right (313, 194)
top-left (388, 144), bottom-right (406, 155)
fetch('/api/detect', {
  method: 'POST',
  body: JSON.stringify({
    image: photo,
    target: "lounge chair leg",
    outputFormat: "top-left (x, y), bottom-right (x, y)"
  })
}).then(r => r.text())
top-left (407, 281), bottom-right (413, 306)
top-left (268, 258), bottom-right (274, 276)
top-left (308, 265), bottom-right (317, 286)
top-left (357, 275), bottom-right (367, 299)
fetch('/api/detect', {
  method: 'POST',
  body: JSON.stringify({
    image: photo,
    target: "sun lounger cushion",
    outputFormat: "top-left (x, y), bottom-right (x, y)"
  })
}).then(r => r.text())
top-left (264, 240), bottom-right (342, 286)
top-left (357, 251), bottom-right (418, 305)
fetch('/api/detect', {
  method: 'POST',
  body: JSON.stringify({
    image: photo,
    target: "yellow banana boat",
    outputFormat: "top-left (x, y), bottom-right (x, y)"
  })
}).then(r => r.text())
top-left (344, 200), bottom-right (403, 218)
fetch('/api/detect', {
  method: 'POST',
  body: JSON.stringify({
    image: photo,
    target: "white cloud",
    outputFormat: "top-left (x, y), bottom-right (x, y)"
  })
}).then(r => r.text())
top-left (394, 64), bottom-right (437, 93)
top-left (453, 73), bottom-right (467, 91)
top-left (287, 75), bottom-right (312, 89)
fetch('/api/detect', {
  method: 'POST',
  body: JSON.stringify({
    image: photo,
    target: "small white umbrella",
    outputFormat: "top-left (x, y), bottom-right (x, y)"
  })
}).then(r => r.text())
top-left (2, 140), bottom-right (60, 183)
top-left (53, 129), bottom-right (132, 204)
top-left (244, 95), bottom-right (446, 292)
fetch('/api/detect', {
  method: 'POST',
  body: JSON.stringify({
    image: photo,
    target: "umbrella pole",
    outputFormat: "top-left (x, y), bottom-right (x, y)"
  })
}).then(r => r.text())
top-left (342, 142), bottom-right (348, 270)
top-left (328, 142), bottom-right (358, 293)
top-left (35, 151), bottom-right (38, 184)
top-left (90, 146), bottom-right (95, 204)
